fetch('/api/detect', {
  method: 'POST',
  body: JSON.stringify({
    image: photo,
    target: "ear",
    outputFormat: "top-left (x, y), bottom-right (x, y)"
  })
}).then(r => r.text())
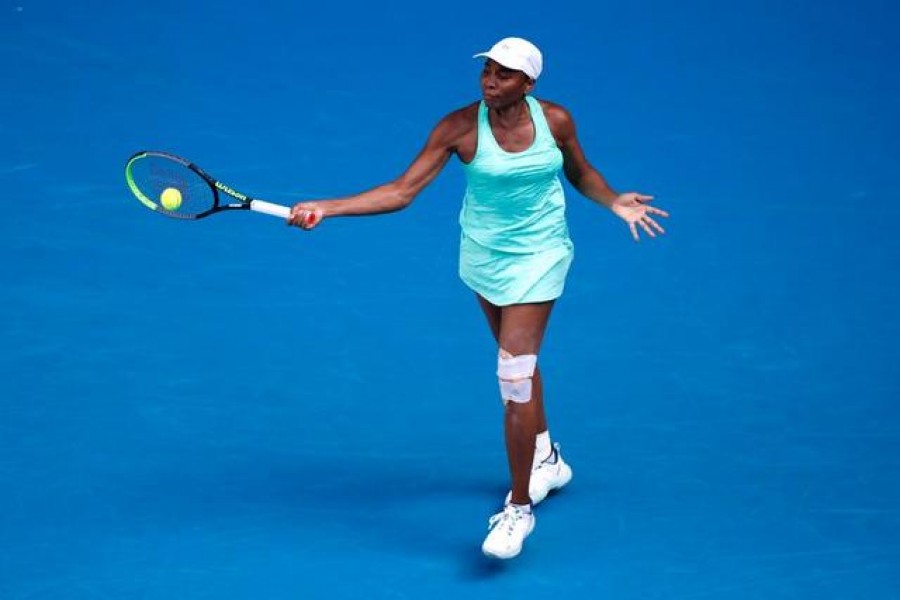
top-left (524, 78), bottom-right (536, 94)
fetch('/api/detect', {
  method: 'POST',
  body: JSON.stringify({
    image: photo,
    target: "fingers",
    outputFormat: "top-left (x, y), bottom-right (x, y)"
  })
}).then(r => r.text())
top-left (303, 209), bottom-right (321, 227)
top-left (645, 215), bottom-right (666, 235)
top-left (287, 204), bottom-right (302, 225)
top-left (287, 205), bottom-right (323, 230)
top-left (628, 194), bottom-right (669, 242)
top-left (629, 213), bottom-right (665, 241)
top-left (638, 217), bottom-right (657, 239)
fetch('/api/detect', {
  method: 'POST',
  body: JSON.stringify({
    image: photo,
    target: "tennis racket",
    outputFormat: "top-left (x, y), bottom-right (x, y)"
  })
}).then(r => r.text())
top-left (125, 150), bottom-right (308, 222)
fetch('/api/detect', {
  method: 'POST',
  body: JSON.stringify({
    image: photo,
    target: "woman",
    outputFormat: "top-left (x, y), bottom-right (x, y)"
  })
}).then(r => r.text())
top-left (288, 37), bottom-right (668, 559)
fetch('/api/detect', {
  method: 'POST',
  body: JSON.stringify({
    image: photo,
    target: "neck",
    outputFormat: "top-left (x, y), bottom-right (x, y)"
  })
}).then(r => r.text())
top-left (490, 96), bottom-right (529, 126)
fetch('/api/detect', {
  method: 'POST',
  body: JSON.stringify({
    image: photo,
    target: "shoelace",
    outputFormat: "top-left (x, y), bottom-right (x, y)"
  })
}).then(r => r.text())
top-left (487, 506), bottom-right (527, 535)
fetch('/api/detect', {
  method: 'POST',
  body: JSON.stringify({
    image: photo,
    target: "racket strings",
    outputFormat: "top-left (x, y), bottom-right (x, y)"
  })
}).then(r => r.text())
top-left (131, 156), bottom-right (216, 218)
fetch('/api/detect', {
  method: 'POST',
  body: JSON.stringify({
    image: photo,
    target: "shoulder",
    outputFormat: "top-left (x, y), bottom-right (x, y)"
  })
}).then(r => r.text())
top-left (426, 102), bottom-right (479, 149)
top-left (535, 98), bottom-right (577, 143)
top-left (437, 102), bottom-right (480, 132)
top-left (537, 99), bottom-right (575, 135)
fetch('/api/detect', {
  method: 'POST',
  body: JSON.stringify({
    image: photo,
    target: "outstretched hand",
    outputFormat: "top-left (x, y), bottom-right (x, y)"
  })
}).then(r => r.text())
top-left (287, 202), bottom-right (325, 230)
top-left (610, 193), bottom-right (669, 241)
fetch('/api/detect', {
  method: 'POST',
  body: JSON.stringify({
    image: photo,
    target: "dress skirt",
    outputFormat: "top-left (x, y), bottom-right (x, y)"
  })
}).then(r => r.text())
top-left (459, 232), bottom-right (574, 307)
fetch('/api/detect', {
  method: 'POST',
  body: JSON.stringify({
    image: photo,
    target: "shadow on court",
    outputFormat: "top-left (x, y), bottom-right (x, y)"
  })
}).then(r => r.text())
top-left (107, 448), bottom-right (517, 559)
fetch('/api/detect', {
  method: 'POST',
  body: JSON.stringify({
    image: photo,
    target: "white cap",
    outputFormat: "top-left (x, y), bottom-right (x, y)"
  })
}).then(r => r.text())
top-left (473, 37), bottom-right (543, 80)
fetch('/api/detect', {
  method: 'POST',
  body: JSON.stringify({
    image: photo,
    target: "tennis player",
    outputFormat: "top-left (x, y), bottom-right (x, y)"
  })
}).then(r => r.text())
top-left (288, 37), bottom-right (668, 559)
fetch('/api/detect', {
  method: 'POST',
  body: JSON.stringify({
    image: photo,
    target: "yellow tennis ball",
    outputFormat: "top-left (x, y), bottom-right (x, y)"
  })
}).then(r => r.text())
top-left (160, 187), bottom-right (182, 210)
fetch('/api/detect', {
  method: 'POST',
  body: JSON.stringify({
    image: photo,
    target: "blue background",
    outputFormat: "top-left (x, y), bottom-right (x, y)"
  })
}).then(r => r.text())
top-left (2, 0), bottom-right (898, 598)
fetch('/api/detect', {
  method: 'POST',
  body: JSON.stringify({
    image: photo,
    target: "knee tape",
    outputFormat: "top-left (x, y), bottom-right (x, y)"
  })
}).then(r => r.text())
top-left (497, 351), bottom-right (537, 404)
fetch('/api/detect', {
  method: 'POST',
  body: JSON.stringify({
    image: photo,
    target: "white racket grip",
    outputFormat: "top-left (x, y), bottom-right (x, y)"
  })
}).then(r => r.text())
top-left (249, 199), bottom-right (291, 219)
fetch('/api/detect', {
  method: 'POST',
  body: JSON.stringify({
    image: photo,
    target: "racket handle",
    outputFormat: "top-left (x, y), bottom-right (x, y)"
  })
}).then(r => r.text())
top-left (249, 199), bottom-right (291, 219)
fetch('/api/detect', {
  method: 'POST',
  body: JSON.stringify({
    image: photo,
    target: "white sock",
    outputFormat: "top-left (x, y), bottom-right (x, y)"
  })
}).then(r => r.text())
top-left (511, 502), bottom-right (532, 514)
top-left (535, 430), bottom-right (552, 462)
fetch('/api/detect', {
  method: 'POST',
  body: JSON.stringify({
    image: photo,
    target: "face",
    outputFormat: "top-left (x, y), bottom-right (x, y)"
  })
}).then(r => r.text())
top-left (480, 59), bottom-right (534, 108)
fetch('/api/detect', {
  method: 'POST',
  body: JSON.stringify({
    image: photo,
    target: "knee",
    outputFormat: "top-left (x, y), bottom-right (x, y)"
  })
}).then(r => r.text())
top-left (497, 348), bottom-right (537, 405)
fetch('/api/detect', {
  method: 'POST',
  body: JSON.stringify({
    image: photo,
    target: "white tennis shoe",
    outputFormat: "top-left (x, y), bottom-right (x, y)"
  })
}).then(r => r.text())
top-left (505, 442), bottom-right (573, 505)
top-left (481, 503), bottom-right (535, 559)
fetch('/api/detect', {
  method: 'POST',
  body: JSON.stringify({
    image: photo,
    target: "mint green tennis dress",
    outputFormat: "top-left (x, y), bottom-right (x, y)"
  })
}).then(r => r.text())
top-left (459, 95), bottom-right (574, 306)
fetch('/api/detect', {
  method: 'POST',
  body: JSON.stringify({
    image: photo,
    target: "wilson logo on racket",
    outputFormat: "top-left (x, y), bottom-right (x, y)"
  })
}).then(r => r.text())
top-left (214, 181), bottom-right (248, 202)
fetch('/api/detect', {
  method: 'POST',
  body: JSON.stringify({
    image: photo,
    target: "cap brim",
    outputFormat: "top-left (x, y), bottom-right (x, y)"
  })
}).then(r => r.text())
top-left (473, 52), bottom-right (535, 80)
top-left (473, 51), bottom-right (516, 71)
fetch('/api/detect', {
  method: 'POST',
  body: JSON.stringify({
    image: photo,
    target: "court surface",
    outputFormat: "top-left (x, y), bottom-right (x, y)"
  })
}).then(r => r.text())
top-left (2, 1), bottom-right (898, 598)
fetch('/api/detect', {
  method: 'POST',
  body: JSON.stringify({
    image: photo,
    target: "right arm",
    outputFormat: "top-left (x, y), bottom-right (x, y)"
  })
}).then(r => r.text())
top-left (288, 110), bottom-right (468, 228)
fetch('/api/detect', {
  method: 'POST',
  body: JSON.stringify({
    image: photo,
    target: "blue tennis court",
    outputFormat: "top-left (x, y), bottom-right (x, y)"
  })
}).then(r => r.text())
top-left (2, 0), bottom-right (898, 598)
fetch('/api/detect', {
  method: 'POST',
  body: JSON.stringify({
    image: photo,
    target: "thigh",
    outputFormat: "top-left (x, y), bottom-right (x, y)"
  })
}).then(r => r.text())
top-left (498, 301), bottom-right (555, 355)
top-left (477, 294), bottom-right (502, 343)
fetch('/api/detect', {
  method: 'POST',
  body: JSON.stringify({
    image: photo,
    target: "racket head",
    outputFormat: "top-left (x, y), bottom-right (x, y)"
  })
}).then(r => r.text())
top-left (125, 151), bottom-right (219, 219)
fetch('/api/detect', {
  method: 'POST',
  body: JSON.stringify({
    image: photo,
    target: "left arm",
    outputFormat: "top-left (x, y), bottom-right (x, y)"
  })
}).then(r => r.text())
top-left (543, 101), bottom-right (669, 241)
top-left (545, 103), bottom-right (619, 209)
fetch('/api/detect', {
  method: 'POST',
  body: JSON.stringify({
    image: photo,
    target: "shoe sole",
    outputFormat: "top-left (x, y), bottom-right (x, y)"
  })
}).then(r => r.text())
top-left (481, 518), bottom-right (536, 560)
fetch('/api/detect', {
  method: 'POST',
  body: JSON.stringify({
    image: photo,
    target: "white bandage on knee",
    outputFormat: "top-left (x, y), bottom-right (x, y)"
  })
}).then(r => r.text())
top-left (497, 350), bottom-right (538, 404)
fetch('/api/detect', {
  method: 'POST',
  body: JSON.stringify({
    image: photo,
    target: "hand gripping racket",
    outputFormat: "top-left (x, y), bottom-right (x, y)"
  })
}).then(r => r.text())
top-left (125, 150), bottom-right (309, 222)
